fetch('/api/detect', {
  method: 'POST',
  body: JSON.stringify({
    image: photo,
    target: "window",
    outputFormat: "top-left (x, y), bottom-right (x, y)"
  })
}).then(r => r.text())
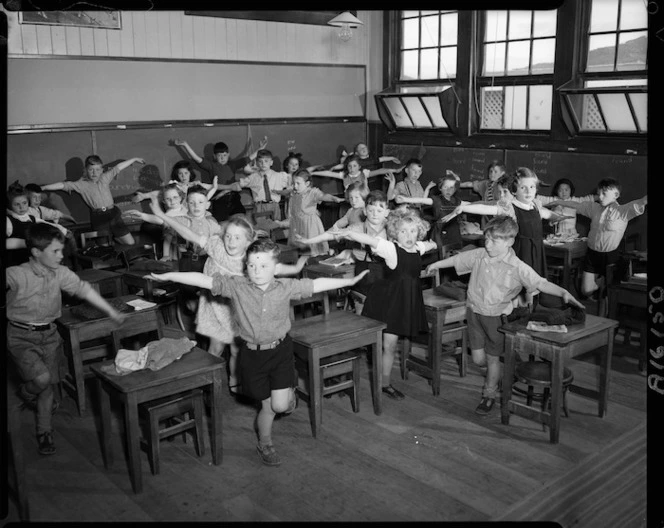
top-left (559, 0), bottom-right (647, 135)
top-left (478, 9), bottom-right (557, 132)
top-left (400, 10), bottom-right (458, 81)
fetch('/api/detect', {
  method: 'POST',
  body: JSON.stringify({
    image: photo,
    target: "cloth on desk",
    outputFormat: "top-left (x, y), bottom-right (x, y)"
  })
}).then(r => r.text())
top-left (433, 280), bottom-right (467, 301)
top-left (71, 299), bottom-right (135, 320)
top-left (503, 303), bottom-right (585, 327)
top-left (100, 337), bottom-right (197, 376)
top-left (526, 321), bottom-right (568, 333)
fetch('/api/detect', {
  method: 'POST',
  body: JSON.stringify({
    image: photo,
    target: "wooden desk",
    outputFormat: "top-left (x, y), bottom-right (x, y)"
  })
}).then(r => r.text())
top-left (544, 238), bottom-right (588, 292)
top-left (75, 268), bottom-right (124, 298)
top-left (499, 314), bottom-right (618, 444)
top-left (289, 310), bottom-right (387, 437)
top-left (302, 262), bottom-right (355, 280)
top-left (90, 347), bottom-right (224, 494)
top-left (405, 288), bottom-right (467, 396)
top-left (56, 294), bottom-right (161, 415)
top-left (608, 279), bottom-right (647, 372)
top-left (120, 260), bottom-right (179, 300)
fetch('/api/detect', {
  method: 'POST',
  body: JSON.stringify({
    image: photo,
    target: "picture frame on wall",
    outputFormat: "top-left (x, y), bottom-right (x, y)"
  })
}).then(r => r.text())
top-left (18, 11), bottom-right (122, 29)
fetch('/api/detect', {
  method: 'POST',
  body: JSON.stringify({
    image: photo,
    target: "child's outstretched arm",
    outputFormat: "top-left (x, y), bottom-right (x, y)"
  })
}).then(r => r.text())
top-left (379, 155), bottom-right (401, 164)
top-left (538, 281), bottom-right (585, 309)
top-left (440, 202), bottom-right (499, 224)
top-left (341, 228), bottom-right (380, 249)
top-left (40, 182), bottom-right (65, 191)
top-left (80, 288), bottom-right (126, 325)
top-left (295, 231), bottom-right (336, 246)
top-left (115, 157), bottom-right (146, 172)
top-left (204, 176), bottom-right (219, 200)
top-left (276, 255), bottom-right (309, 276)
top-left (123, 209), bottom-right (165, 225)
top-left (148, 196), bottom-right (206, 247)
top-left (367, 166), bottom-right (404, 178)
top-left (311, 269), bottom-right (370, 294)
top-left (309, 170), bottom-right (344, 180)
top-left (247, 136), bottom-right (269, 161)
top-left (321, 192), bottom-right (345, 204)
top-left (395, 181), bottom-right (436, 206)
top-left (425, 256), bottom-right (456, 275)
top-left (173, 139), bottom-right (203, 163)
top-left (150, 271), bottom-right (212, 289)
top-left (385, 171), bottom-right (396, 201)
top-left (132, 189), bottom-right (160, 203)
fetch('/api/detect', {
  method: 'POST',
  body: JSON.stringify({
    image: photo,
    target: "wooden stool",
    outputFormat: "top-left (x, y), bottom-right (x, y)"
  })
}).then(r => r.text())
top-left (402, 321), bottom-right (468, 389)
top-left (294, 350), bottom-right (361, 425)
top-left (513, 361), bottom-right (574, 421)
top-left (139, 389), bottom-right (205, 475)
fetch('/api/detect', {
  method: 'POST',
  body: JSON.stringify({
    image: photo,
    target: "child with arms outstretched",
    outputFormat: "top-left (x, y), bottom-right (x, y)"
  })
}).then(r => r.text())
top-left (425, 215), bottom-right (585, 415)
top-left (150, 238), bottom-right (369, 467)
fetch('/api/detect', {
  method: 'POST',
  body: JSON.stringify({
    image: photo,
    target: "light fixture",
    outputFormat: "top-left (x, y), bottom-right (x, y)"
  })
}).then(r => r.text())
top-left (327, 11), bottom-right (363, 42)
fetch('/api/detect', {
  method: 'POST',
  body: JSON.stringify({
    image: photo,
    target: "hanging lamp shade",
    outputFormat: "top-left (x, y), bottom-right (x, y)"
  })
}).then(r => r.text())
top-left (327, 11), bottom-right (364, 28)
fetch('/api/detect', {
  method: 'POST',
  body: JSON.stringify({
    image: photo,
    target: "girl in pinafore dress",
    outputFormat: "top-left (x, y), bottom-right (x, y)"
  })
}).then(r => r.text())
top-left (277, 169), bottom-right (344, 257)
top-left (341, 206), bottom-right (437, 401)
top-left (440, 168), bottom-right (570, 305)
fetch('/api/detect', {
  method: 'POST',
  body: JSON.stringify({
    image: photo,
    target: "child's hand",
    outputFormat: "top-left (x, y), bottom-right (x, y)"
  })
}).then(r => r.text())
top-left (134, 158), bottom-right (146, 165)
top-left (425, 181), bottom-right (436, 192)
top-left (295, 255), bottom-right (309, 269)
top-left (259, 136), bottom-right (268, 149)
top-left (562, 291), bottom-right (585, 310)
top-left (211, 176), bottom-right (218, 188)
top-left (131, 192), bottom-right (144, 204)
top-left (384, 172), bottom-right (396, 185)
top-left (110, 310), bottom-right (126, 326)
top-left (336, 196), bottom-right (345, 203)
top-left (440, 205), bottom-right (463, 224)
top-left (148, 272), bottom-right (170, 282)
top-left (148, 196), bottom-right (165, 216)
top-left (350, 269), bottom-right (370, 285)
top-left (424, 263), bottom-right (439, 276)
top-left (394, 195), bottom-right (406, 204)
top-left (159, 255), bottom-right (173, 262)
top-left (124, 210), bottom-right (144, 220)
top-left (388, 156), bottom-right (401, 164)
top-left (172, 139), bottom-right (185, 146)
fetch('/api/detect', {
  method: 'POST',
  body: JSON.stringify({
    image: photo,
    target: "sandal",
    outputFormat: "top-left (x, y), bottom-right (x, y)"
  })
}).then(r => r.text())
top-left (381, 385), bottom-right (405, 400)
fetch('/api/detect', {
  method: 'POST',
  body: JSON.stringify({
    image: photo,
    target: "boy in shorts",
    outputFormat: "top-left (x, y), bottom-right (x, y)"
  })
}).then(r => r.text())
top-left (6, 223), bottom-right (126, 455)
top-left (425, 216), bottom-right (584, 415)
top-left (149, 238), bottom-right (369, 467)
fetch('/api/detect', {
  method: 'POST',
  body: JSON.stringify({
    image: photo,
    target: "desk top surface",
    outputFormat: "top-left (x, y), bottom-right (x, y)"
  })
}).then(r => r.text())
top-left (303, 262), bottom-right (355, 276)
top-left (290, 310), bottom-right (386, 345)
top-left (57, 294), bottom-right (158, 327)
top-left (499, 313), bottom-right (618, 344)
top-left (91, 346), bottom-right (224, 393)
top-left (422, 288), bottom-right (467, 310)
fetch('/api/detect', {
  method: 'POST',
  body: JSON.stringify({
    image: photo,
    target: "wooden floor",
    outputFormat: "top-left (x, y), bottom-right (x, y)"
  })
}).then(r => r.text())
top-left (3, 301), bottom-right (647, 525)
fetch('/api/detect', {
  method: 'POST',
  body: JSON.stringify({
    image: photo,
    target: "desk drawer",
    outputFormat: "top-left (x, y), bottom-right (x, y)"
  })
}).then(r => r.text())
top-left (443, 305), bottom-right (466, 324)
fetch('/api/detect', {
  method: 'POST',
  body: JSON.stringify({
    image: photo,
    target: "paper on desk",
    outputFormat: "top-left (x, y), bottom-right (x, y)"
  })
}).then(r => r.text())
top-left (126, 299), bottom-right (158, 310)
top-left (526, 321), bottom-right (567, 333)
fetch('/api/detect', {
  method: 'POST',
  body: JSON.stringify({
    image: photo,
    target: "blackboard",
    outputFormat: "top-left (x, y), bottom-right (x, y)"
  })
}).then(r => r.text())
top-left (505, 150), bottom-right (647, 200)
top-left (383, 144), bottom-right (503, 185)
top-left (7, 121), bottom-right (365, 222)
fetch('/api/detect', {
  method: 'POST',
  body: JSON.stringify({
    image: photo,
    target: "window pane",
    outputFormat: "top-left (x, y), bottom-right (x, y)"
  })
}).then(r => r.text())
top-left (421, 15), bottom-right (439, 48)
top-left (399, 84), bottom-right (449, 93)
top-left (403, 18), bottom-right (420, 49)
top-left (440, 12), bottom-right (458, 46)
top-left (528, 85), bottom-right (552, 130)
top-left (403, 97), bottom-right (433, 127)
top-left (504, 86), bottom-right (527, 129)
top-left (485, 11), bottom-right (507, 42)
top-left (586, 78), bottom-right (647, 87)
top-left (420, 48), bottom-right (439, 79)
top-left (533, 10), bottom-right (557, 37)
top-left (590, 0), bottom-right (619, 32)
top-left (421, 10), bottom-right (438, 16)
top-left (439, 47), bottom-right (457, 78)
top-left (531, 38), bottom-right (556, 73)
top-left (617, 31), bottom-right (647, 70)
top-left (506, 41), bottom-right (530, 75)
top-left (401, 50), bottom-right (419, 80)
top-left (483, 43), bottom-right (506, 75)
top-left (587, 34), bottom-right (616, 72)
top-left (580, 94), bottom-right (606, 131)
top-left (481, 87), bottom-right (504, 129)
top-left (597, 93), bottom-right (637, 131)
top-left (508, 10), bottom-right (532, 40)
top-left (629, 92), bottom-right (647, 131)
top-left (384, 97), bottom-right (413, 127)
top-left (422, 95), bottom-right (448, 127)
top-left (402, 10), bottom-right (419, 19)
top-left (620, 0), bottom-right (647, 30)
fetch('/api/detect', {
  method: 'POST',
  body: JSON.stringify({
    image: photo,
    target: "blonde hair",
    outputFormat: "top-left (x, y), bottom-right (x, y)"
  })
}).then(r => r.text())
top-left (385, 206), bottom-right (430, 241)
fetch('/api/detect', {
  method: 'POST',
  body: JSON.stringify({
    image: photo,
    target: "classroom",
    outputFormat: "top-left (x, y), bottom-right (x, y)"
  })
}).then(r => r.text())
top-left (3, 5), bottom-right (652, 526)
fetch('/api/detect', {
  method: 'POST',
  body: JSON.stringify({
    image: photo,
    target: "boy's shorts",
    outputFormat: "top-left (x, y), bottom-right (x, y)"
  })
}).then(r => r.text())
top-left (466, 308), bottom-right (505, 357)
top-left (238, 335), bottom-right (295, 402)
top-left (7, 325), bottom-right (62, 383)
top-left (90, 206), bottom-right (130, 238)
top-left (583, 247), bottom-right (620, 275)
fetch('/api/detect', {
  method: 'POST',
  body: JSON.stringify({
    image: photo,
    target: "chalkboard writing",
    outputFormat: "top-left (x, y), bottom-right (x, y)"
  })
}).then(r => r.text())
top-left (383, 144), bottom-right (501, 184)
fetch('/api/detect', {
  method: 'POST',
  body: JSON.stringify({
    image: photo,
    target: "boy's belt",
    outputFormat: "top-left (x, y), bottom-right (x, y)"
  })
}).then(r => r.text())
top-left (92, 206), bottom-right (114, 213)
top-left (244, 336), bottom-right (285, 351)
top-left (9, 320), bottom-right (54, 331)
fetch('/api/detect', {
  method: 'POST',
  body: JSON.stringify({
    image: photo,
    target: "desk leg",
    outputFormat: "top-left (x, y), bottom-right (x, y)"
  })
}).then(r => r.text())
top-left (599, 328), bottom-right (613, 417)
top-left (69, 331), bottom-right (86, 416)
top-left (96, 378), bottom-right (114, 469)
top-left (123, 394), bottom-right (143, 494)
top-left (549, 354), bottom-right (563, 444)
top-left (372, 330), bottom-right (383, 416)
top-left (210, 371), bottom-right (223, 465)
top-left (431, 314), bottom-right (442, 396)
top-left (309, 351), bottom-right (322, 438)
top-left (501, 336), bottom-right (515, 426)
top-left (563, 253), bottom-right (572, 292)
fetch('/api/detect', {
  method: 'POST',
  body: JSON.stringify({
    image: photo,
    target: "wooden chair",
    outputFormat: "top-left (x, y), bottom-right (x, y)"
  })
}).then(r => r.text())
top-left (291, 292), bottom-right (362, 430)
top-left (6, 372), bottom-right (30, 521)
top-left (110, 318), bottom-right (205, 475)
top-left (74, 230), bottom-right (123, 271)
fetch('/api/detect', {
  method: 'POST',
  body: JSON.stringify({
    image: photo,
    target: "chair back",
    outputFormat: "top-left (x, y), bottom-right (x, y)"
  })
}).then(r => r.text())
top-left (79, 229), bottom-right (113, 249)
top-left (118, 244), bottom-right (157, 270)
top-left (289, 291), bottom-right (330, 321)
top-left (110, 310), bottom-right (163, 354)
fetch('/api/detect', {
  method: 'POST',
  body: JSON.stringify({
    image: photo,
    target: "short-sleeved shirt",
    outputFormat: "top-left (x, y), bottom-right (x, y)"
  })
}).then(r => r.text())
top-left (6, 258), bottom-right (93, 324)
top-left (575, 198), bottom-right (646, 253)
top-left (171, 214), bottom-right (222, 255)
top-left (395, 180), bottom-right (425, 200)
top-left (210, 273), bottom-right (314, 344)
top-left (333, 207), bottom-right (365, 229)
top-left (450, 247), bottom-right (548, 317)
top-left (242, 170), bottom-right (290, 203)
top-left (340, 220), bottom-right (388, 262)
top-left (61, 166), bottom-right (120, 209)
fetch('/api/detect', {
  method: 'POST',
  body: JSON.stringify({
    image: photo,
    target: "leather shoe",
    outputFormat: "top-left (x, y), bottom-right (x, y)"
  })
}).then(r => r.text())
top-left (381, 385), bottom-right (405, 400)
